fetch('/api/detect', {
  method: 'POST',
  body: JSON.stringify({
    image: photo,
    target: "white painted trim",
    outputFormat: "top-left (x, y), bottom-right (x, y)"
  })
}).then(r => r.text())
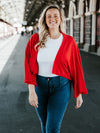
top-left (78, 0), bottom-right (84, 16)
top-left (66, 18), bottom-right (70, 21)
top-left (73, 15), bottom-right (80, 19)
top-left (90, 0), bottom-right (97, 12)
top-left (85, 12), bottom-right (91, 16)
top-left (68, 1), bottom-right (76, 18)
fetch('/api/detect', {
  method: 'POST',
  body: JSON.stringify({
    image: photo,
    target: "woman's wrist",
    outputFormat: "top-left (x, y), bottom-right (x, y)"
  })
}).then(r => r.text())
top-left (28, 84), bottom-right (35, 92)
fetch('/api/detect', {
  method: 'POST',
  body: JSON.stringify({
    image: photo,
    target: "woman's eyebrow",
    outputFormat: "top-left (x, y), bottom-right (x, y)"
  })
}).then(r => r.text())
top-left (47, 13), bottom-right (59, 16)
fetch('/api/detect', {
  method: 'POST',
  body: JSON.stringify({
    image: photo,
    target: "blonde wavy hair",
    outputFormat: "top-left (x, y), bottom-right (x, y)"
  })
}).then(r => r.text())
top-left (34, 5), bottom-right (66, 51)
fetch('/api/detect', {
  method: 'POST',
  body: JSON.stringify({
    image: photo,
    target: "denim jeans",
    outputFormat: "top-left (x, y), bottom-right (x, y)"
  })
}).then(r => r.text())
top-left (35, 75), bottom-right (71, 133)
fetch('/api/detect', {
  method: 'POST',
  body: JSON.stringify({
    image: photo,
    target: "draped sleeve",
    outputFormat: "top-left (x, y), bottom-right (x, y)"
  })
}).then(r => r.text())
top-left (69, 37), bottom-right (88, 98)
top-left (24, 33), bottom-right (37, 86)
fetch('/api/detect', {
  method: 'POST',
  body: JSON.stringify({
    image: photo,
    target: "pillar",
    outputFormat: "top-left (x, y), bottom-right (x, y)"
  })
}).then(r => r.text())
top-left (80, 16), bottom-right (84, 48)
top-left (89, 0), bottom-right (97, 52)
top-left (89, 13), bottom-right (96, 52)
top-left (70, 18), bottom-right (73, 36)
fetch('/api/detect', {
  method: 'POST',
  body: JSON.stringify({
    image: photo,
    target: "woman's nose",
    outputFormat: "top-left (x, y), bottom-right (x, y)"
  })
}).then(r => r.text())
top-left (50, 16), bottom-right (55, 21)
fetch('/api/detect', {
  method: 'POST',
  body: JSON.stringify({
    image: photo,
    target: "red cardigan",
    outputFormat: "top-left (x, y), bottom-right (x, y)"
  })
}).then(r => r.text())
top-left (24, 31), bottom-right (88, 98)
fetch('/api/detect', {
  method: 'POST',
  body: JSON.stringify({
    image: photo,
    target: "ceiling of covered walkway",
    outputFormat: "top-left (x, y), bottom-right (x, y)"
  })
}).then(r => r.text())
top-left (0, 0), bottom-right (26, 26)
top-left (23, 0), bottom-right (70, 26)
top-left (0, 0), bottom-right (70, 26)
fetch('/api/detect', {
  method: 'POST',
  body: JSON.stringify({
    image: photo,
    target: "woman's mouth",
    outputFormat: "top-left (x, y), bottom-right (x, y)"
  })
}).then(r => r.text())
top-left (50, 21), bottom-right (57, 24)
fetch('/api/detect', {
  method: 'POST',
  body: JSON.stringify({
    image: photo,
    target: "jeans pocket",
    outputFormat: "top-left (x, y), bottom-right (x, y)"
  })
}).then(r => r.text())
top-left (60, 76), bottom-right (70, 88)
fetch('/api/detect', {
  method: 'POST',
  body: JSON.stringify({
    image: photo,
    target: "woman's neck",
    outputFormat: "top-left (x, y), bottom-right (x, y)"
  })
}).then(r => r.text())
top-left (49, 28), bottom-right (61, 39)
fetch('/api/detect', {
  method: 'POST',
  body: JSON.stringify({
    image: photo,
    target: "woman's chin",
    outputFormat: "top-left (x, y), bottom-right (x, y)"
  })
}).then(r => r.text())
top-left (48, 26), bottom-right (59, 30)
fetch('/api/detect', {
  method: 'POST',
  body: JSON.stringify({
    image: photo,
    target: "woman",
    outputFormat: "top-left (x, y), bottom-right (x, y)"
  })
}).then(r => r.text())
top-left (24, 5), bottom-right (88, 133)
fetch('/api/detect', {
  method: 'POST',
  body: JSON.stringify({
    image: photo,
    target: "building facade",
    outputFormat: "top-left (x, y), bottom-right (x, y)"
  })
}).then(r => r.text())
top-left (64, 0), bottom-right (100, 54)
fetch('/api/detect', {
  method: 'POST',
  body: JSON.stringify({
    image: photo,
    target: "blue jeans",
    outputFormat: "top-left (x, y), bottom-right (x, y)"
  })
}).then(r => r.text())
top-left (35, 75), bottom-right (71, 133)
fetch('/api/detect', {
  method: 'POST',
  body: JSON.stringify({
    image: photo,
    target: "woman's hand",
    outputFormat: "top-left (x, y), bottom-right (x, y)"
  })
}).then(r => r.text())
top-left (28, 84), bottom-right (38, 108)
top-left (75, 94), bottom-right (83, 109)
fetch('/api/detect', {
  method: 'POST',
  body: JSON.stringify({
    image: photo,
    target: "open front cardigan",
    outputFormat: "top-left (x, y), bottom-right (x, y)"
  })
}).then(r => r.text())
top-left (24, 31), bottom-right (88, 98)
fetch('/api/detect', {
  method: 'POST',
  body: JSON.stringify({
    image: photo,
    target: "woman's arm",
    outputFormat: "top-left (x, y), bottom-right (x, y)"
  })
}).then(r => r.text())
top-left (69, 37), bottom-right (88, 98)
top-left (24, 34), bottom-right (37, 86)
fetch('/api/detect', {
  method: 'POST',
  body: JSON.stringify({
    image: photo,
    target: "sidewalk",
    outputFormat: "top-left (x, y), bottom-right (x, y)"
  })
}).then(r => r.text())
top-left (80, 48), bottom-right (100, 56)
top-left (0, 34), bottom-right (21, 74)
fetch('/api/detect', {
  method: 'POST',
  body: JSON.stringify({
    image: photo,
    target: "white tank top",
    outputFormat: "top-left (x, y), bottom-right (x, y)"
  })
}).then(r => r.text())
top-left (37, 33), bottom-right (63, 77)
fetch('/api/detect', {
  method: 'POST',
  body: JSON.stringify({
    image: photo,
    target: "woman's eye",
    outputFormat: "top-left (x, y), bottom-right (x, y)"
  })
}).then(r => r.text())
top-left (47, 15), bottom-right (58, 19)
top-left (48, 16), bottom-right (51, 18)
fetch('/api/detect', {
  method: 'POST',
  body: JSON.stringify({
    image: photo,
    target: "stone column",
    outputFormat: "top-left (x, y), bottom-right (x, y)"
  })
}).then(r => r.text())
top-left (92, 13), bottom-right (96, 45)
top-left (89, 13), bottom-right (96, 52)
top-left (70, 18), bottom-right (73, 36)
top-left (78, 0), bottom-right (84, 48)
top-left (80, 16), bottom-right (84, 48)
top-left (89, 0), bottom-right (97, 52)
top-left (68, 0), bottom-right (76, 36)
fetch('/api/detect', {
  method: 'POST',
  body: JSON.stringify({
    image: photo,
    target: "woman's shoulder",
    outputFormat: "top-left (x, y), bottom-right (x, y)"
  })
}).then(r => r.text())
top-left (29, 32), bottom-right (39, 45)
top-left (31, 32), bottom-right (39, 40)
top-left (61, 32), bottom-right (76, 46)
top-left (61, 32), bottom-right (78, 51)
top-left (26, 33), bottom-right (39, 51)
top-left (62, 32), bottom-right (74, 40)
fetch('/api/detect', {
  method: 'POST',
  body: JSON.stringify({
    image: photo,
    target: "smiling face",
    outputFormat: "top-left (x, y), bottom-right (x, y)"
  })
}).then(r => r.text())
top-left (45, 8), bottom-right (61, 30)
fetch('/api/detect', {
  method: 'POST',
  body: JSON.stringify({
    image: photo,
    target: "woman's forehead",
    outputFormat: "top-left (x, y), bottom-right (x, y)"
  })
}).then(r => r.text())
top-left (46, 8), bottom-right (60, 15)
